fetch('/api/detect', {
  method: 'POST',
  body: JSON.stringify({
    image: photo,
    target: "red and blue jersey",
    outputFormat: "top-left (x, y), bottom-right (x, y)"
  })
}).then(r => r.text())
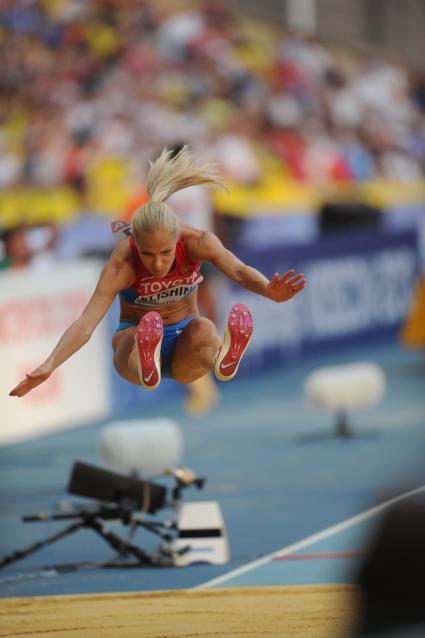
top-left (120, 236), bottom-right (203, 309)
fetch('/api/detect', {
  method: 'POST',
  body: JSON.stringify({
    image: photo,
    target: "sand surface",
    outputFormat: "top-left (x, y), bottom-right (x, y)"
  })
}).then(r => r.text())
top-left (0, 584), bottom-right (358, 637)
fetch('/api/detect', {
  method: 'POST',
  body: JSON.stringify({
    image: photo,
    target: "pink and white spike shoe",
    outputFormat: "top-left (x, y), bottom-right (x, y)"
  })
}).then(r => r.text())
top-left (215, 304), bottom-right (253, 382)
top-left (136, 311), bottom-right (163, 390)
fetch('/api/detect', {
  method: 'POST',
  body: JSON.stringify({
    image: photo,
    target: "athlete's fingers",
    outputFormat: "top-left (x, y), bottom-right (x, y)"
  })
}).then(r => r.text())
top-left (14, 382), bottom-right (40, 397)
top-left (291, 281), bottom-right (307, 294)
top-left (12, 376), bottom-right (35, 396)
top-left (280, 269), bottom-right (295, 280)
top-left (284, 274), bottom-right (306, 297)
top-left (282, 279), bottom-right (304, 290)
top-left (9, 380), bottom-right (30, 397)
top-left (9, 371), bottom-right (48, 396)
top-left (291, 278), bottom-right (306, 288)
top-left (290, 272), bottom-right (304, 281)
top-left (280, 271), bottom-right (304, 282)
top-left (288, 272), bottom-right (305, 282)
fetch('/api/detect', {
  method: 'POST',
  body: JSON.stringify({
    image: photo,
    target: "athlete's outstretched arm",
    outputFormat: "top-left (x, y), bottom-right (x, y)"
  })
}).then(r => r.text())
top-left (9, 245), bottom-right (134, 397)
top-left (187, 232), bottom-right (306, 302)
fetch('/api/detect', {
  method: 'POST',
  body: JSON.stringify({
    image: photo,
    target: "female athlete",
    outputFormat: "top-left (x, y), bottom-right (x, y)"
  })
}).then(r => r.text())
top-left (9, 147), bottom-right (306, 398)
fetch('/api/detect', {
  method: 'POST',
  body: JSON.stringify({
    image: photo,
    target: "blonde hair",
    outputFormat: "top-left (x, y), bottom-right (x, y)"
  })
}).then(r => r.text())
top-left (131, 146), bottom-right (225, 242)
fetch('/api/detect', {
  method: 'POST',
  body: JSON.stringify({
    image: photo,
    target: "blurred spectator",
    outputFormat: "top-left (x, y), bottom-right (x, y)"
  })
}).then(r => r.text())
top-left (0, 223), bottom-right (59, 271)
top-left (351, 494), bottom-right (425, 637)
top-left (26, 222), bottom-right (59, 270)
top-left (411, 72), bottom-right (425, 113)
top-left (0, 225), bottom-right (32, 270)
top-left (401, 277), bottom-right (425, 351)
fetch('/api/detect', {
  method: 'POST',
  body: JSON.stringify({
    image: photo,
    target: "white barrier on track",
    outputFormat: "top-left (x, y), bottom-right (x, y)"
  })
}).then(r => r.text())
top-left (99, 418), bottom-right (183, 477)
top-left (304, 361), bottom-right (386, 437)
top-left (0, 260), bottom-right (110, 445)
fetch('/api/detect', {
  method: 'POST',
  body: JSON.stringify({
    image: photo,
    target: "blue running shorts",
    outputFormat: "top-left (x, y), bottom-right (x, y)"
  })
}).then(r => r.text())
top-left (116, 316), bottom-right (196, 378)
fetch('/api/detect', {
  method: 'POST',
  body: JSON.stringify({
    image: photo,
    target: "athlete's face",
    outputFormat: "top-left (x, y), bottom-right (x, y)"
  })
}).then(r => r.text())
top-left (137, 229), bottom-right (177, 279)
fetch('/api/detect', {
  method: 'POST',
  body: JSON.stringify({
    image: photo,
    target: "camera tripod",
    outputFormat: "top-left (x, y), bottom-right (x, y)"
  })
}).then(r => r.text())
top-left (0, 461), bottom-right (205, 572)
top-left (0, 505), bottom-right (181, 571)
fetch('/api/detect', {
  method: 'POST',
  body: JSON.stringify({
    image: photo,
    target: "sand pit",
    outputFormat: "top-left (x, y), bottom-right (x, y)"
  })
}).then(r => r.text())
top-left (0, 584), bottom-right (358, 637)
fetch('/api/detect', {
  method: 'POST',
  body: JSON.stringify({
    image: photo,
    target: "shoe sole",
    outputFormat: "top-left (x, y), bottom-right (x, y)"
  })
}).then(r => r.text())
top-left (136, 311), bottom-right (163, 390)
top-left (215, 304), bottom-right (253, 382)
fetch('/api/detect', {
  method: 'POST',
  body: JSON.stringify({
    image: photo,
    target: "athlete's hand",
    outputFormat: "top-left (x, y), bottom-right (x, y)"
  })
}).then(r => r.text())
top-left (266, 269), bottom-right (306, 302)
top-left (9, 362), bottom-right (53, 397)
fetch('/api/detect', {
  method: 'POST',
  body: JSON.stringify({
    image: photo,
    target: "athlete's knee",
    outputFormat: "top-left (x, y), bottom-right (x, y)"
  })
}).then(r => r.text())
top-left (189, 317), bottom-right (218, 344)
top-left (113, 345), bottom-right (140, 385)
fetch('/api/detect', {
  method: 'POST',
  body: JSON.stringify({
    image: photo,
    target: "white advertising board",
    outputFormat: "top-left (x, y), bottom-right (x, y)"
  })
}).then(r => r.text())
top-left (0, 261), bottom-right (110, 445)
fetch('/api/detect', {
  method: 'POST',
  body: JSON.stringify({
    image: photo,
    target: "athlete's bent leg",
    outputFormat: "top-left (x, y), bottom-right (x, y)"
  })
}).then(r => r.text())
top-left (113, 306), bottom-right (253, 388)
top-left (112, 327), bottom-right (141, 385)
top-left (135, 311), bottom-right (163, 390)
top-left (215, 304), bottom-right (253, 382)
top-left (171, 317), bottom-right (221, 384)
top-left (112, 313), bottom-right (164, 389)
top-left (171, 305), bottom-right (253, 384)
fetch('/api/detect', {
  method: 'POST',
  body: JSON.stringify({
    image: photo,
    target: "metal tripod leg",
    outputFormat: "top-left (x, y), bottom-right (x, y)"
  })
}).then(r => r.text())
top-left (0, 519), bottom-right (85, 569)
top-left (87, 517), bottom-right (153, 564)
top-left (0, 511), bottom-right (153, 570)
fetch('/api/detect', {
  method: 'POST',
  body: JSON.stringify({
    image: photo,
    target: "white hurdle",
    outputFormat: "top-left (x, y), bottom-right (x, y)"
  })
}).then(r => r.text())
top-left (304, 361), bottom-right (386, 438)
top-left (99, 418), bottom-right (183, 477)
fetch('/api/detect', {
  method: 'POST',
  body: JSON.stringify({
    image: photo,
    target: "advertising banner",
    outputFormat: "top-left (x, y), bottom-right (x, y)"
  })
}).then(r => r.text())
top-left (0, 261), bottom-right (110, 445)
top-left (226, 230), bottom-right (420, 375)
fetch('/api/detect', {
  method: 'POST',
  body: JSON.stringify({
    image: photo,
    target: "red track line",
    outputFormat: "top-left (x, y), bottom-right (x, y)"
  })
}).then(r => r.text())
top-left (272, 550), bottom-right (367, 561)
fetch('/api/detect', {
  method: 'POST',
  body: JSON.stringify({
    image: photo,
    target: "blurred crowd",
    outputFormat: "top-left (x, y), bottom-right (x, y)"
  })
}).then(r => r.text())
top-left (0, 0), bottom-right (424, 198)
top-left (1, 0), bottom-right (425, 267)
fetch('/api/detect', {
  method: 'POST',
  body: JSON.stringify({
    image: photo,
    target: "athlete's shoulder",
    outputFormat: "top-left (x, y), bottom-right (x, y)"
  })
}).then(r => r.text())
top-left (96, 241), bottom-right (134, 294)
top-left (111, 237), bottom-right (133, 261)
top-left (182, 226), bottom-right (222, 263)
top-left (179, 225), bottom-right (205, 260)
top-left (179, 224), bottom-right (203, 242)
top-left (103, 239), bottom-right (134, 281)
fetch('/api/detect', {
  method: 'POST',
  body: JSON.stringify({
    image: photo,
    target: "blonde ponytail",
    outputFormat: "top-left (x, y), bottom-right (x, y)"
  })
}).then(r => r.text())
top-left (147, 145), bottom-right (225, 202)
top-left (131, 145), bottom-right (225, 242)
